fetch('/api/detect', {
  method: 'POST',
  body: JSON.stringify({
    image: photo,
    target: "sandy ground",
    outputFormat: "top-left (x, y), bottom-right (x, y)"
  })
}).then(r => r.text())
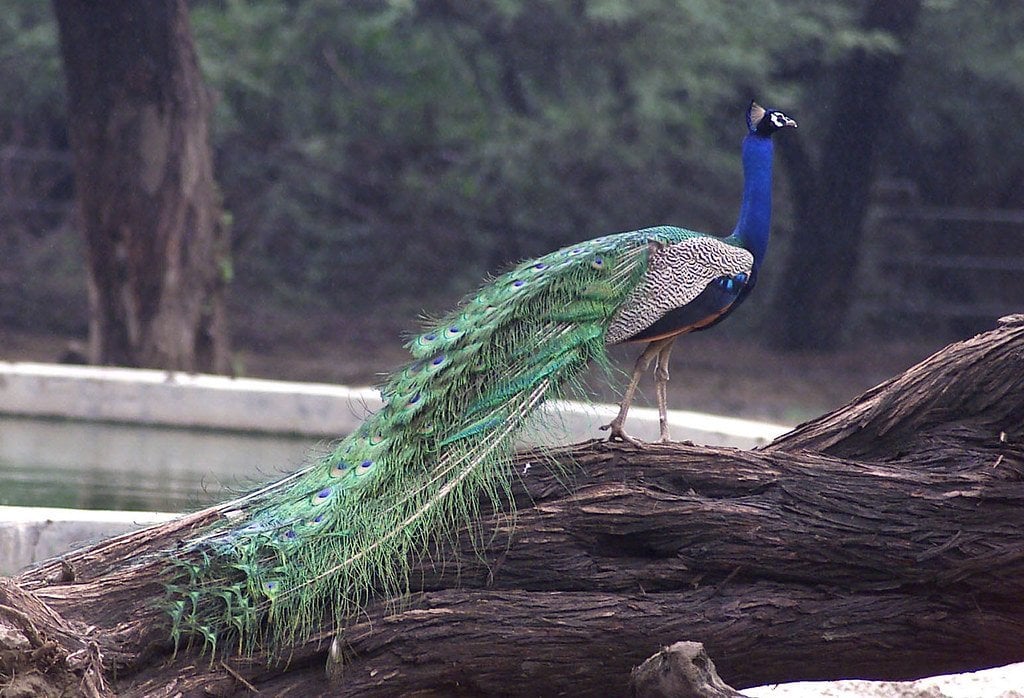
top-left (746, 662), bottom-right (1024, 697)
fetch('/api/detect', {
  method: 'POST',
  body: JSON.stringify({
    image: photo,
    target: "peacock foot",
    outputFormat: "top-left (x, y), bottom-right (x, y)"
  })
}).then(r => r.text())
top-left (599, 421), bottom-right (646, 447)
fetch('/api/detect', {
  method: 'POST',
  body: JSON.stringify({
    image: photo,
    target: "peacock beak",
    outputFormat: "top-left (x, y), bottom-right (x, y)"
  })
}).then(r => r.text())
top-left (783, 116), bottom-right (797, 129)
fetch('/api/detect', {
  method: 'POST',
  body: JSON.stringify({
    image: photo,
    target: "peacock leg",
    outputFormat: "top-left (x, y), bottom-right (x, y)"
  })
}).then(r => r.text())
top-left (653, 339), bottom-right (676, 442)
top-left (601, 336), bottom-right (674, 444)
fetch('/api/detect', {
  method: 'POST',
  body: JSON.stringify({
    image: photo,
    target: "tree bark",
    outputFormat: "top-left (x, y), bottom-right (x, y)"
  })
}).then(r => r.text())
top-left (3, 317), bottom-right (1024, 696)
top-left (53, 0), bottom-right (230, 373)
top-left (773, 0), bottom-right (923, 351)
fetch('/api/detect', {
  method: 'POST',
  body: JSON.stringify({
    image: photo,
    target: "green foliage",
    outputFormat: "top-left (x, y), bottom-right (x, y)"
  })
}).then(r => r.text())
top-left (0, 0), bottom-right (1022, 338)
top-left (892, 0), bottom-right (1024, 206)
top-left (186, 0), bottom-right (812, 313)
top-left (0, 1), bottom-right (64, 130)
top-left (0, 3), bottom-right (80, 331)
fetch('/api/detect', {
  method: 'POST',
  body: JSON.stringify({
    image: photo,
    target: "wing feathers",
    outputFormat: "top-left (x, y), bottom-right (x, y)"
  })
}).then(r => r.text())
top-left (605, 236), bottom-right (753, 345)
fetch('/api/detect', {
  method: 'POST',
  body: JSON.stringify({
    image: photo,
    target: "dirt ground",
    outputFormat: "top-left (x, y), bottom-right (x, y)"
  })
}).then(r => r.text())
top-left (2, 323), bottom-right (943, 427)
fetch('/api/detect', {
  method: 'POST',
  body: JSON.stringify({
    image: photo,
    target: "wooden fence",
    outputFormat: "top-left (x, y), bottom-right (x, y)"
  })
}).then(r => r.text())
top-left (855, 202), bottom-right (1024, 339)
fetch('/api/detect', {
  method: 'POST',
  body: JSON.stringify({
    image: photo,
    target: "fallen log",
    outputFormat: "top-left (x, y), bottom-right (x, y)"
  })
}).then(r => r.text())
top-left (3, 317), bottom-right (1024, 696)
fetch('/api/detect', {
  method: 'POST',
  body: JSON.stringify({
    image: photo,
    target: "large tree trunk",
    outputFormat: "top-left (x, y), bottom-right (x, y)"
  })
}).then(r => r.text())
top-left (773, 0), bottom-right (923, 351)
top-left (53, 0), bottom-right (230, 373)
top-left (3, 317), bottom-right (1024, 696)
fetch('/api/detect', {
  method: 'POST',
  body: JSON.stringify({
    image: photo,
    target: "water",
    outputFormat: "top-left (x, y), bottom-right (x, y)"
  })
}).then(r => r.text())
top-left (0, 416), bottom-right (331, 512)
top-left (0, 405), bottom-right (783, 513)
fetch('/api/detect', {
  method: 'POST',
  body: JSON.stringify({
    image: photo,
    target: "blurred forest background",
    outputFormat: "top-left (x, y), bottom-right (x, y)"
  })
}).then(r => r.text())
top-left (1, 0), bottom-right (1022, 421)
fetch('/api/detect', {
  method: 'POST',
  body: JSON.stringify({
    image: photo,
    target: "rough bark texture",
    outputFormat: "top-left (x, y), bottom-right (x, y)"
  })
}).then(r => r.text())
top-left (53, 0), bottom-right (230, 372)
top-left (3, 317), bottom-right (1024, 696)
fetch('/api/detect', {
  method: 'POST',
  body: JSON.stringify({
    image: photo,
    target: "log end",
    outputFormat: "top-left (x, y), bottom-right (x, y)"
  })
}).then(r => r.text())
top-left (630, 641), bottom-right (745, 698)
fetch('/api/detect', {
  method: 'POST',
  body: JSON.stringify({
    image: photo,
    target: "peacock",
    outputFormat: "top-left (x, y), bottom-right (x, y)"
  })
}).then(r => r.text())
top-left (166, 100), bottom-right (796, 655)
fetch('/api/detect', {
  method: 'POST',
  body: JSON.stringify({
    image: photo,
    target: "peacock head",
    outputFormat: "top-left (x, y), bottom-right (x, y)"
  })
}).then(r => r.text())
top-left (747, 101), bottom-right (797, 137)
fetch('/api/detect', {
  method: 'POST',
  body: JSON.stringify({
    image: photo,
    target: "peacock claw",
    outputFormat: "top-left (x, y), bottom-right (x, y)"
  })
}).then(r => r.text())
top-left (600, 422), bottom-right (646, 447)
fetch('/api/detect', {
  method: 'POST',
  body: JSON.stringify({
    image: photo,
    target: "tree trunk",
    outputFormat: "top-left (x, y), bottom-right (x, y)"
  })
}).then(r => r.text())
top-left (3, 317), bottom-right (1024, 696)
top-left (53, 0), bottom-right (230, 373)
top-left (773, 0), bottom-right (923, 351)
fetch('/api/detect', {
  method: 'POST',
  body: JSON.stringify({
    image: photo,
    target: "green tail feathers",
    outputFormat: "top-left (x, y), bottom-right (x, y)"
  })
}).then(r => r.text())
top-left (165, 227), bottom-right (691, 653)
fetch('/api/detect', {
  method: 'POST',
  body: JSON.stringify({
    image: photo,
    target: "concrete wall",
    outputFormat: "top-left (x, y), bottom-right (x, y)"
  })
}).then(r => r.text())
top-left (0, 505), bottom-right (174, 575)
top-left (0, 361), bottom-right (788, 446)
top-left (0, 361), bottom-right (378, 436)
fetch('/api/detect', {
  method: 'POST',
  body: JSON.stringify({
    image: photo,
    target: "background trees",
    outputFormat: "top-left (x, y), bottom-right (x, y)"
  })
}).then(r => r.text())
top-left (773, 0), bottom-right (922, 350)
top-left (1, 0), bottom-right (1022, 362)
top-left (53, 0), bottom-right (230, 371)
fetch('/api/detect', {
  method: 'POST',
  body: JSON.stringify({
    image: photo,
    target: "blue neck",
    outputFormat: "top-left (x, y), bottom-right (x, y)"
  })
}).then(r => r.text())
top-left (730, 134), bottom-right (774, 267)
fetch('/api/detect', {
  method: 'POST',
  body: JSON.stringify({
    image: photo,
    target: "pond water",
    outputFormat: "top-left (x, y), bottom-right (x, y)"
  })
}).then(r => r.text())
top-left (0, 417), bottom-right (335, 512)
top-left (0, 403), bottom-right (784, 513)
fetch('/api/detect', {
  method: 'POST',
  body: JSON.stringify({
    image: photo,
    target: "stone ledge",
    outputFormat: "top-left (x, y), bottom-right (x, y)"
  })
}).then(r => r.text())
top-left (0, 506), bottom-right (175, 575)
top-left (0, 361), bottom-right (788, 446)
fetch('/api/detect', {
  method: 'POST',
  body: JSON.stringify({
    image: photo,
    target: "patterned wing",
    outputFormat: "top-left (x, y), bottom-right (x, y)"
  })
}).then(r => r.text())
top-left (605, 236), bottom-right (753, 345)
